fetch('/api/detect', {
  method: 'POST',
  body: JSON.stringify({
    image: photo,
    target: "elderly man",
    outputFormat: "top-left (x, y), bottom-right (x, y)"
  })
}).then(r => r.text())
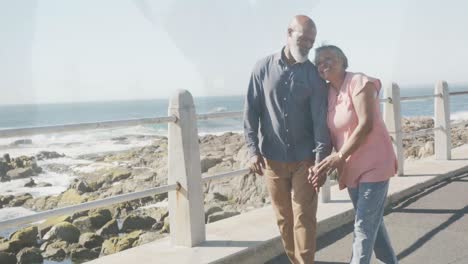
top-left (243, 15), bottom-right (331, 263)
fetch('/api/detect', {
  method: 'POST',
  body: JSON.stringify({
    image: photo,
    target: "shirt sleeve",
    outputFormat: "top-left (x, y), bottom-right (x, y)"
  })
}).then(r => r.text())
top-left (243, 65), bottom-right (263, 159)
top-left (310, 76), bottom-right (332, 162)
top-left (351, 72), bottom-right (382, 96)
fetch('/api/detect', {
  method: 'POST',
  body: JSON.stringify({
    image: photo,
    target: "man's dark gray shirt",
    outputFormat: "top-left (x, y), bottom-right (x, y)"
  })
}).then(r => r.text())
top-left (244, 48), bottom-right (332, 162)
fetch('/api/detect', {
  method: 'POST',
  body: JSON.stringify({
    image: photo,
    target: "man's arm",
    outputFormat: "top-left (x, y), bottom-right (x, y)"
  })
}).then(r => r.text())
top-left (310, 78), bottom-right (332, 163)
top-left (243, 68), bottom-right (263, 159)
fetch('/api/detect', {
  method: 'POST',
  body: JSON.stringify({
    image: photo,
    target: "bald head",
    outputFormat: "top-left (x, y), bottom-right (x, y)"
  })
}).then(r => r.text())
top-left (288, 15), bottom-right (316, 33)
top-left (286, 15), bottom-right (317, 63)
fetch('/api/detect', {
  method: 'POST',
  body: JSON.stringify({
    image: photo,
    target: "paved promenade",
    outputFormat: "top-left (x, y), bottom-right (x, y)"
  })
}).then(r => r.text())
top-left (269, 172), bottom-right (468, 264)
top-left (88, 144), bottom-right (468, 264)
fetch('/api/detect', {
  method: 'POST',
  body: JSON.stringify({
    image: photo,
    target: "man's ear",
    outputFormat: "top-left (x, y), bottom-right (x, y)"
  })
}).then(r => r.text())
top-left (287, 27), bottom-right (293, 36)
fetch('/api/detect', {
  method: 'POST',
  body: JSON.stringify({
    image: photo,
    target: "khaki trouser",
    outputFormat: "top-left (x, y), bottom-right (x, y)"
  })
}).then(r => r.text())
top-left (264, 158), bottom-right (318, 264)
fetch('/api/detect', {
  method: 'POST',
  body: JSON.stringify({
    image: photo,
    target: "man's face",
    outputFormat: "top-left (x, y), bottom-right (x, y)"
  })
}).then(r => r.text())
top-left (289, 27), bottom-right (317, 57)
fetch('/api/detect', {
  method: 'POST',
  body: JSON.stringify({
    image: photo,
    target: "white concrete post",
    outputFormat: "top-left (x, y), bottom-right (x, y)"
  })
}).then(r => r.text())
top-left (168, 89), bottom-right (206, 247)
top-left (383, 82), bottom-right (404, 176)
top-left (434, 81), bottom-right (451, 160)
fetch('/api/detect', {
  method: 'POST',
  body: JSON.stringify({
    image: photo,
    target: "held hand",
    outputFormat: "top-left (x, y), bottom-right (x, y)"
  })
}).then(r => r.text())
top-left (249, 154), bottom-right (266, 176)
top-left (314, 152), bottom-right (344, 178)
top-left (308, 166), bottom-right (327, 192)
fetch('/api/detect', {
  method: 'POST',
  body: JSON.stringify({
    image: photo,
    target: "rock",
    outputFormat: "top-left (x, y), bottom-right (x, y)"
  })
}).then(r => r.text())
top-left (79, 233), bottom-right (104, 249)
top-left (38, 215), bottom-right (71, 238)
top-left (151, 221), bottom-right (164, 231)
top-left (89, 208), bottom-right (112, 221)
top-left (110, 168), bottom-right (132, 182)
top-left (43, 222), bottom-right (80, 243)
top-left (72, 210), bottom-right (111, 232)
top-left (6, 168), bottom-right (35, 179)
top-left (0, 160), bottom-right (11, 177)
top-left (42, 241), bottom-right (67, 261)
top-left (70, 180), bottom-right (92, 194)
top-left (0, 252), bottom-right (16, 264)
top-left (121, 215), bottom-right (156, 233)
top-left (9, 226), bottom-right (38, 248)
top-left (3, 154), bottom-right (11, 163)
top-left (36, 182), bottom-right (52, 187)
top-left (100, 237), bottom-right (119, 256)
top-left (96, 219), bottom-right (119, 237)
top-left (57, 189), bottom-right (86, 207)
top-left (9, 193), bottom-right (33, 207)
top-left (24, 178), bottom-right (36, 187)
top-left (161, 216), bottom-right (170, 233)
top-left (35, 151), bottom-right (65, 160)
top-left (70, 247), bottom-right (99, 262)
top-left (205, 206), bottom-right (223, 222)
top-left (0, 195), bottom-right (14, 207)
top-left (206, 192), bottom-right (228, 202)
top-left (135, 231), bottom-right (164, 247)
top-left (16, 247), bottom-right (43, 264)
top-left (0, 241), bottom-right (23, 254)
top-left (100, 231), bottom-right (143, 256)
top-left (200, 157), bottom-right (223, 173)
top-left (0, 175), bottom-right (11, 182)
top-left (10, 139), bottom-right (32, 146)
top-left (207, 211), bottom-right (240, 223)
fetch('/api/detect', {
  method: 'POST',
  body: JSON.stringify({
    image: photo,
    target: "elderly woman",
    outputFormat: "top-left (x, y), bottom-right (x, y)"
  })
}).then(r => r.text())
top-left (310, 45), bottom-right (399, 264)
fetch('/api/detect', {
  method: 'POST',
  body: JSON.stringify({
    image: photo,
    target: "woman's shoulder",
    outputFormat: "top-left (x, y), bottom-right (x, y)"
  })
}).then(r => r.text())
top-left (346, 72), bottom-right (381, 94)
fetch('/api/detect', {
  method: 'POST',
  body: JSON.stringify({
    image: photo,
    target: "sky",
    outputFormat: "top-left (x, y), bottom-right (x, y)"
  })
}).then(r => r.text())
top-left (1, 0), bottom-right (468, 104)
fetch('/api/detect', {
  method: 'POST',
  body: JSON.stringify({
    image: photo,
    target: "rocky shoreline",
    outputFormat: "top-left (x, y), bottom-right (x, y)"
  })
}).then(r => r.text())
top-left (0, 117), bottom-right (467, 263)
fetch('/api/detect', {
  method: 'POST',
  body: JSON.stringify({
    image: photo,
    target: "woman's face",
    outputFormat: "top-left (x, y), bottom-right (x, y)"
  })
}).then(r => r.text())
top-left (315, 49), bottom-right (345, 81)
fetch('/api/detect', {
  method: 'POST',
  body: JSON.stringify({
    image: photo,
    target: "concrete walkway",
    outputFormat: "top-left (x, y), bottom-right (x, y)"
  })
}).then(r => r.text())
top-left (88, 144), bottom-right (468, 264)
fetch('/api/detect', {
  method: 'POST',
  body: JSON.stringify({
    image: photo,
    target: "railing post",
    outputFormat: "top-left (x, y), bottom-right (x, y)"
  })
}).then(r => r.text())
top-left (434, 81), bottom-right (451, 160)
top-left (167, 89), bottom-right (206, 247)
top-left (383, 82), bottom-right (404, 176)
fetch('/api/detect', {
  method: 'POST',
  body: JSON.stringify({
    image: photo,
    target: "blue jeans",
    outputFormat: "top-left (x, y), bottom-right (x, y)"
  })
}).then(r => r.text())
top-left (348, 180), bottom-right (398, 264)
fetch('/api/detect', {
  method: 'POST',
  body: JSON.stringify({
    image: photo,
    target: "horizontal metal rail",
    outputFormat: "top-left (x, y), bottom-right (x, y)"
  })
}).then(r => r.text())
top-left (449, 91), bottom-right (468, 96)
top-left (202, 168), bottom-right (250, 183)
top-left (400, 94), bottom-right (441, 102)
top-left (0, 116), bottom-right (177, 138)
top-left (197, 111), bottom-right (243, 120)
top-left (452, 120), bottom-right (468, 127)
top-left (0, 183), bottom-right (179, 230)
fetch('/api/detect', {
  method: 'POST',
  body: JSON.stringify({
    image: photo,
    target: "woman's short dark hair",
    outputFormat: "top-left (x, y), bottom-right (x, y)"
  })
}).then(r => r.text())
top-left (314, 45), bottom-right (349, 69)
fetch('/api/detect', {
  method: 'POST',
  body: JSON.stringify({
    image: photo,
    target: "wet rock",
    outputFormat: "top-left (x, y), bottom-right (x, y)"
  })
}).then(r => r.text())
top-left (43, 222), bottom-right (80, 243)
top-left (70, 247), bottom-right (100, 262)
top-left (9, 226), bottom-right (38, 248)
top-left (10, 139), bottom-right (32, 146)
top-left (24, 178), bottom-right (36, 187)
top-left (207, 211), bottom-right (240, 223)
top-left (121, 215), bottom-right (156, 233)
top-left (0, 252), bottom-right (16, 264)
top-left (79, 233), bottom-right (104, 249)
top-left (42, 241), bottom-right (67, 261)
top-left (0, 195), bottom-right (14, 207)
top-left (6, 168), bottom-right (35, 179)
top-left (0, 160), bottom-right (11, 177)
top-left (200, 157), bottom-right (223, 173)
top-left (16, 247), bottom-right (43, 264)
top-left (70, 180), bottom-right (92, 194)
top-left (3, 154), bottom-right (11, 163)
top-left (9, 193), bottom-right (33, 207)
top-left (206, 192), bottom-right (228, 202)
top-left (205, 206), bottom-right (223, 223)
top-left (110, 168), bottom-right (132, 182)
top-left (96, 219), bottom-right (119, 237)
top-left (36, 182), bottom-right (52, 187)
top-left (35, 151), bottom-right (65, 160)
